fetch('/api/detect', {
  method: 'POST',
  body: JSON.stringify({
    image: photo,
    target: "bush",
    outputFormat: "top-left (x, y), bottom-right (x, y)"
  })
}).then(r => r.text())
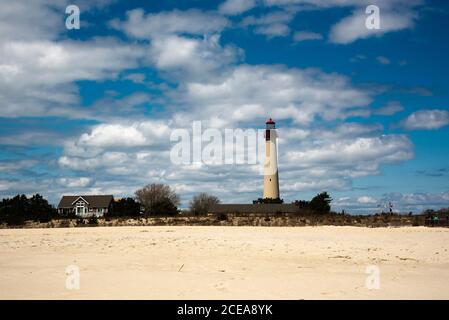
top-left (189, 193), bottom-right (220, 215)
top-left (293, 192), bottom-right (333, 215)
top-left (108, 198), bottom-right (140, 217)
top-left (151, 197), bottom-right (179, 216)
top-left (0, 194), bottom-right (57, 225)
top-left (1, 213), bottom-right (26, 226)
top-left (135, 183), bottom-right (180, 215)
top-left (309, 192), bottom-right (332, 214)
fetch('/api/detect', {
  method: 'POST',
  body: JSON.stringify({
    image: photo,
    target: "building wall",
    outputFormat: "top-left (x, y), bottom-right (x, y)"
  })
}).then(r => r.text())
top-left (58, 206), bottom-right (108, 217)
top-left (263, 132), bottom-right (279, 199)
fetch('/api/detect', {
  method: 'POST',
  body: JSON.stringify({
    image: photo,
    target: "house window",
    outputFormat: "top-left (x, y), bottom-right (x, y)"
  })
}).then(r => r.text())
top-left (76, 201), bottom-right (87, 215)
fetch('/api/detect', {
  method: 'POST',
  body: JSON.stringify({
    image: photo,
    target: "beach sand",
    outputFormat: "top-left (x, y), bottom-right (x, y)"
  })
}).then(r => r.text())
top-left (0, 226), bottom-right (448, 299)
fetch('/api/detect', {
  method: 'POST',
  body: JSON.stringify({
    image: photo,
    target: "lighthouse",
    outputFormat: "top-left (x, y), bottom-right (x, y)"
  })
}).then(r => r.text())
top-left (263, 118), bottom-right (280, 200)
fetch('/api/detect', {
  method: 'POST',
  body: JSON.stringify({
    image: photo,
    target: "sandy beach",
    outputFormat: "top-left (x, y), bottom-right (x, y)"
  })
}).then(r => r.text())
top-left (0, 226), bottom-right (448, 299)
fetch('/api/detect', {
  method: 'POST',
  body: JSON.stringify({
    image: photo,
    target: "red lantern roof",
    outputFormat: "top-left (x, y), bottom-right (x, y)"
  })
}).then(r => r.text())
top-left (266, 118), bottom-right (275, 124)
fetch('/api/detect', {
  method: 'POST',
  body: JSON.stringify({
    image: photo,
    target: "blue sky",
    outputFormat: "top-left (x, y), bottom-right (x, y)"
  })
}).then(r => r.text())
top-left (0, 0), bottom-right (448, 213)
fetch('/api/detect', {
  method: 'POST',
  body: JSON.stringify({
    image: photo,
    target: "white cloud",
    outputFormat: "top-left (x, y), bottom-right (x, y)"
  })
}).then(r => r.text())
top-left (241, 11), bottom-right (294, 27)
top-left (147, 34), bottom-right (242, 80)
top-left (219, 0), bottom-right (257, 15)
top-left (112, 9), bottom-right (229, 39)
top-left (58, 177), bottom-right (92, 188)
top-left (285, 135), bottom-right (414, 169)
top-left (64, 121), bottom-right (172, 153)
top-left (177, 64), bottom-right (372, 126)
top-left (357, 196), bottom-right (378, 204)
top-left (373, 101), bottom-right (404, 116)
top-left (263, 0), bottom-right (365, 7)
top-left (123, 73), bottom-right (146, 84)
top-left (0, 1), bottom-right (62, 42)
top-left (78, 124), bottom-right (147, 148)
top-left (0, 39), bottom-right (145, 118)
top-left (293, 31), bottom-right (323, 42)
top-left (241, 11), bottom-right (294, 38)
top-left (263, 0), bottom-right (423, 10)
top-left (330, 8), bottom-right (417, 44)
top-left (112, 8), bottom-right (242, 81)
top-left (225, 0), bottom-right (424, 44)
top-left (401, 109), bottom-right (449, 130)
top-left (0, 0), bottom-right (114, 42)
top-left (254, 23), bottom-right (291, 37)
top-left (0, 160), bottom-right (36, 172)
top-left (1, 40), bottom-right (143, 86)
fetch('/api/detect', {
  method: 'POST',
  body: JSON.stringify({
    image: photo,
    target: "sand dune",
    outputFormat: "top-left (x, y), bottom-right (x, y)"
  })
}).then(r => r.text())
top-left (0, 226), bottom-right (448, 299)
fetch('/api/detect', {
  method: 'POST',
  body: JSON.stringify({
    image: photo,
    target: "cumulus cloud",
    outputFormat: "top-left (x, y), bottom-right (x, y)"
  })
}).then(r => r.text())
top-left (219, 0), bottom-right (257, 15)
top-left (357, 196), bottom-right (378, 204)
top-left (0, 39), bottom-right (145, 118)
top-left (241, 11), bottom-right (294, 37)
top-left (147, 34), bottom-right (242, 80)
top-left (63, 121), bottom-right (172, 156)
top-left (58, 177), bottom-right (92, 188)
top-left (249, 0), bottom-right (424, 44)
top-left (111, 8), bottom-right (242, 81)
top-left (0, 0), bottom-right (114, 42)
top-left (285, 135), bottom-right (413, 166)
top-left (220, 0), bottom-right (425, 44)
top-left (175, 64), bottom-right (372, 126)
top-left (0, 0), bottom-right (148, 119)
top-left (329, 7), bottom-right (417, 44)
top-left (401, 109), bottom-right (449, 130)
top-left (78, 124), bottom-right (147, 148)
top-left (111, 8), bottom-right (229, 39)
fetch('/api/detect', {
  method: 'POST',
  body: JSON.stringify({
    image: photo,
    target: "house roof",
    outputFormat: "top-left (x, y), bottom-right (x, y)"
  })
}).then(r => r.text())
top-left (58, 195), bottom-right (113, 208)
top-left (209, 203), bottom-right (300, 214)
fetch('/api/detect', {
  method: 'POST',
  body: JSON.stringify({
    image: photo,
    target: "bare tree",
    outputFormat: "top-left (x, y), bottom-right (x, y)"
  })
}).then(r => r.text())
top-left (189, 193), bottom-right (220, 216)
top-left (135, 183), bottom-right (180, 215)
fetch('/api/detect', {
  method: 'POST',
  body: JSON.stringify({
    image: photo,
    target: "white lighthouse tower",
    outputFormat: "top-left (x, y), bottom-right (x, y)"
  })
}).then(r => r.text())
top-left (263, 118), bottom-right (280, 200)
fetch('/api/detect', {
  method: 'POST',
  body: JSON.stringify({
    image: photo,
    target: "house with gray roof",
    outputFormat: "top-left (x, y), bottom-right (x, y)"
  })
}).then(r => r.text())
top-left (57, 195), bottom-right (114, 217)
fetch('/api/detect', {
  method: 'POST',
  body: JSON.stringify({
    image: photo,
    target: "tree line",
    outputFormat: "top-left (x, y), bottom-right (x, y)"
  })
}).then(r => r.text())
top-left (0, 183), bottom-right (333, 225)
